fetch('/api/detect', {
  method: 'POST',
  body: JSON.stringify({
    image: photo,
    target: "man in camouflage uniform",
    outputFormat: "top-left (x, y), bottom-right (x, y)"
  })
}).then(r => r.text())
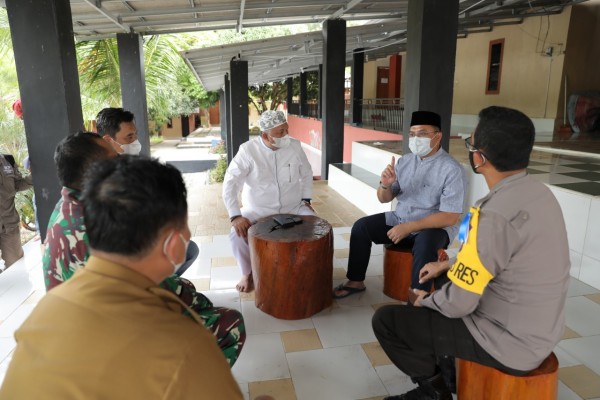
top-left (0, 153), bottom-right (33, 272)
top-left (43, 132), bottom-right (245, 366)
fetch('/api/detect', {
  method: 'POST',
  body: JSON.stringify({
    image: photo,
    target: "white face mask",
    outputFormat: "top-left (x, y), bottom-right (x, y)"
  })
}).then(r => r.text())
top-left (120, 139), bottom-right (142, 155)
top-left (162, 231), bottom-right (190, 275)
top-left (409, 136), bottom-right (433, 157)
top-left (271, 134), bottom-right (290, 149)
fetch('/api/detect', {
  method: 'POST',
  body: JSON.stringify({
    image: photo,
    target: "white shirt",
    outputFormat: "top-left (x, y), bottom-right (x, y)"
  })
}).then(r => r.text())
top-left (222, 137), bottom-right (313, 221)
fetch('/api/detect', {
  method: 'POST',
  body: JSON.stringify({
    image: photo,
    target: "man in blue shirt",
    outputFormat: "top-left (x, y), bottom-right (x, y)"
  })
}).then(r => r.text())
top-left (334, 111), bottom-right (466, 299)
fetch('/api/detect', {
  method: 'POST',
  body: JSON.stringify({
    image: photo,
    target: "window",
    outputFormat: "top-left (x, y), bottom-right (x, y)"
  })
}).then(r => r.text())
top-left (485, 39), bottom-right (504, 94)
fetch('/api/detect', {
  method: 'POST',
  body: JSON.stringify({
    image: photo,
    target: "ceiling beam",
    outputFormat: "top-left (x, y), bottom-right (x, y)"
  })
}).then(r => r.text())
top-left (81, 0), bottom-right (131, 32)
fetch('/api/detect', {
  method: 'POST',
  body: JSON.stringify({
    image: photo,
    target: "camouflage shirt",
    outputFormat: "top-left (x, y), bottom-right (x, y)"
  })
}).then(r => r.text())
top-left (42, 187), bottom-right (213, 311)
top-left (41, 187), bottom-right (245, 366)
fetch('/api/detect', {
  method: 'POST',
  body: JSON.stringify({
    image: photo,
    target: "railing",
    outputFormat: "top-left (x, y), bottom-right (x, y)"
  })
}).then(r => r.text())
top-left (288, 98), bottom-right (404, 134)
top-left (355, 98), bottom-right (404, 133)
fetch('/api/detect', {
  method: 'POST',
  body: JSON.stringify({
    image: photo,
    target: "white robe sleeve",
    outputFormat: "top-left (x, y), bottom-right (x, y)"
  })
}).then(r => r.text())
top-left (222, 146), bottom-right (250, 218)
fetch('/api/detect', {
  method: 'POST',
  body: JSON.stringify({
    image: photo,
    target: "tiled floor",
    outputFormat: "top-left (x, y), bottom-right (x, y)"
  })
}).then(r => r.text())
top-left (1, 138), bottom-right (600, 399)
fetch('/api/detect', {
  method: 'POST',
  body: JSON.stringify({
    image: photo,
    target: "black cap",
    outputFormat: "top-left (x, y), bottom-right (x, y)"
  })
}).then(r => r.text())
top-left (410, 111), bottom-right (441, 129)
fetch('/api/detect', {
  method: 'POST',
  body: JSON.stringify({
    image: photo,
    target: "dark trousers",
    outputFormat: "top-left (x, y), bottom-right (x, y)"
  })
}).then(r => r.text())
top-left (372, 305), bottom-right (529, 381)
top-left (347, 213), bottom-right (450, 290)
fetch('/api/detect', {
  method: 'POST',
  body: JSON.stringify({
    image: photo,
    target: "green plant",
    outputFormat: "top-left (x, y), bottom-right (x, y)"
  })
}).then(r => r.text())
top-left (209, 140), bottom-right (226, 154)
top-left (15, 188), bottom-right (36, 232)
top-left (210, 155), bottom-right (228, 183)
top-left (150, 135), bottom-right (164, 145)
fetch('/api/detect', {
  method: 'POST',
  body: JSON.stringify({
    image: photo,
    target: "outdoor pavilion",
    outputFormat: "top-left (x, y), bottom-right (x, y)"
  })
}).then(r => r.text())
top-left (1, 0), bottom-right (586, 239)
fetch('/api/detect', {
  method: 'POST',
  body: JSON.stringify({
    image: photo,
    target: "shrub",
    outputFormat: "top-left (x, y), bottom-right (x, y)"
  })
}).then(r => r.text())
top-left (210, 140), bottom-right (226, 154)
top-left (210, 155), bottom-right (228, 183)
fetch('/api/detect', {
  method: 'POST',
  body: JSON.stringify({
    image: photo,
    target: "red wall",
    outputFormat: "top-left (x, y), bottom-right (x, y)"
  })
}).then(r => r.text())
top-left (287, 115), bottom-right (402, 162)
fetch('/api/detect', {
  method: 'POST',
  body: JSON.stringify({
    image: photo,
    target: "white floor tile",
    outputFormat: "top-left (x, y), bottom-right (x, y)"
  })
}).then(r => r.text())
top-left (0, 352), bottom-right (13, 387)
top-left (180, 257), bottom-right (212, 279)
top-left (375, 364), bottom-right (418, 397)
top-left (232, 333), bottom-right (290, 384)
top-left (570, 251), bottom-right (582, 279)
top-left (312, 304), bottom-right (377, 348)
top-left (365, 254), bottom-right (384, 276)
top-left (549, 187), bottom-right (591, 254)
top-left (197, 235), bottom-right (234, 258)
top-left (333, 234), bottom-right (350, 249)
top-left (559, 335), bottom-right (600, 375)
top-left (372, 244), bottom-right (384, 256)
top-left (0, 304), bottom-right (35, 339)
top-left (564, 296), bottom-right (600, 336)
top-left (333, 227), bottom-right (352, 235)
top-left (287, 345), bottom-right (387, 400)
top-left (558, 381), bottom-right (584, 400)
top-left (210, 265), bottom-right (240, 290)
top-left (583, 198), bottom-right (600, 261)
top-left (0, 267), bottom-right (34, 321)
top-left (0, 339), bottom-right (15, 367)
top-left (241, 301), bottom-right (314, 335)
top-left (567, 277), bottom-right (599, 297)
top-left (201, 289), bottom-right (242, 312)
top-left (554, 344), bottom-right (583, 368)
top-left (579, 256), bottom-right (600, 291)
top-left (333, 276), bottom-right (395, 308)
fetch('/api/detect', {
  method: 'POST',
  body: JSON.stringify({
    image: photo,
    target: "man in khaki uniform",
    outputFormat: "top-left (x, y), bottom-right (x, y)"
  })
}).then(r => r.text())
top-left (0, 154), bottom-right (32, 272)
top-left (0, 156), bottom-right (242, 399)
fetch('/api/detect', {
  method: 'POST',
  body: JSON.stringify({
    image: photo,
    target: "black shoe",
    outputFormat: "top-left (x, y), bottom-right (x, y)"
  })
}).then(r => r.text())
top-left (384, 373), bottom-right (452, 400)
top-left (437, 355), bottom-right (457, 394)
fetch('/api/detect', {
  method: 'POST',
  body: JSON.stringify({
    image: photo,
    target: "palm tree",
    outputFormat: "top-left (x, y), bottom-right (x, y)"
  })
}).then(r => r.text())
top-left (76, 35), bottom-right (189, 129)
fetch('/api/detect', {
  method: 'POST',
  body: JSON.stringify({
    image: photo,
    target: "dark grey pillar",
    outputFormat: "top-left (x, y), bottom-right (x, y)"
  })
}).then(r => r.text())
top-left (321, 19), bottom-right (346, 179)
top-left (6, 0), bottom-right (83, 241)
top-left (219, 88), bottom-right (227, 142)
top-left (318, 64), bottom-right (323, 119)
top-left (299, 72), bottom-right (308, 117)
top-left (286, 77), bottom-right (294, 115)
top-left (181, 115), bottom-right (190, 138)
top-left (403, 0), bottom-right (459, 153)
top-left (117, 33), bottom-right (151, 156)
top-left (351, 48), bottom-right (365, 126)
top-left (223, 75), bottom-right (234, 163)
top-left (229, 60), bottom-right (249, 159)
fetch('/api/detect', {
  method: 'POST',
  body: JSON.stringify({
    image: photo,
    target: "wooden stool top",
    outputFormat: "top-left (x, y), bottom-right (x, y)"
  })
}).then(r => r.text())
top-left (249, 214), bottom-right (331, 243)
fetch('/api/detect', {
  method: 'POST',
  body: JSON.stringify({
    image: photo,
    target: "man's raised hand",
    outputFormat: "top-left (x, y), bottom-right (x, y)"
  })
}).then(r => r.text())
top-left (380, 156), bottom-right (396, 187)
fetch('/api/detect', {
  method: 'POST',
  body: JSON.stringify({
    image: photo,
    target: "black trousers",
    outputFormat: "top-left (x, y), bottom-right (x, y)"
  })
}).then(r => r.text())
top-left (347, 213), bottom-right (450, 290)
top-left (372, 305), bottom-right (529, 381)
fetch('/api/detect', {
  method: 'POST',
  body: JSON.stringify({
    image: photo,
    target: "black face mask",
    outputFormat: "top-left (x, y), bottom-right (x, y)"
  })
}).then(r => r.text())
top-left (469, 151), bottom-right (481, 174)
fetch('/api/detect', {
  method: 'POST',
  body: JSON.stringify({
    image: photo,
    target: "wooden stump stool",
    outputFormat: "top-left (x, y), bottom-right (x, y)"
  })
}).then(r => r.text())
top-left (248, 214), bottom-right (333, 320)
top-left (457, 352), bottom-right (558, 400)
top-left (383, 245), bottom-right (413, 302)
top-left (383, 246), bottom-right (447, 302)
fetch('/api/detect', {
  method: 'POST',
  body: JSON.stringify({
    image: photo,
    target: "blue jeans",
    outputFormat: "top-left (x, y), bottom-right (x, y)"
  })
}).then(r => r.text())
top-left (346, 213), bottom-right (449, 291)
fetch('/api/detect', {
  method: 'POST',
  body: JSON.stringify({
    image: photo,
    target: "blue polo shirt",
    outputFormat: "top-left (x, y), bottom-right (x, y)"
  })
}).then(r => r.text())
top-left (385, 148), bottom-right (467, 242)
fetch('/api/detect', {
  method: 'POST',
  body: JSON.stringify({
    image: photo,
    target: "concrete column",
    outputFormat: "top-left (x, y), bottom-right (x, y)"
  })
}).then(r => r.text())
top-left (388, 55), bottom-right (402, 99)
top-left (218, 88), bottom-right (227, 142)
top-left (351, 48), bottom-right (365, 125)
top-left (403, 0), bottom-right (459, 153)
top-left (321, 19), bottom-right (346, 179)
top-left (286, 77), bottom-right (294, 115)
top-left (299, 72), bottom-right (308, 117)
top-left (318, 64), bottom-right (323, 119)
top-left (223, 74), bottom-right (233, 163)
top-left (229, 60), bottom-right (249, 159)
top-left (6, 0), bottom-right (83, 240)
top-left (117, 33), bottom-right (151, 156)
